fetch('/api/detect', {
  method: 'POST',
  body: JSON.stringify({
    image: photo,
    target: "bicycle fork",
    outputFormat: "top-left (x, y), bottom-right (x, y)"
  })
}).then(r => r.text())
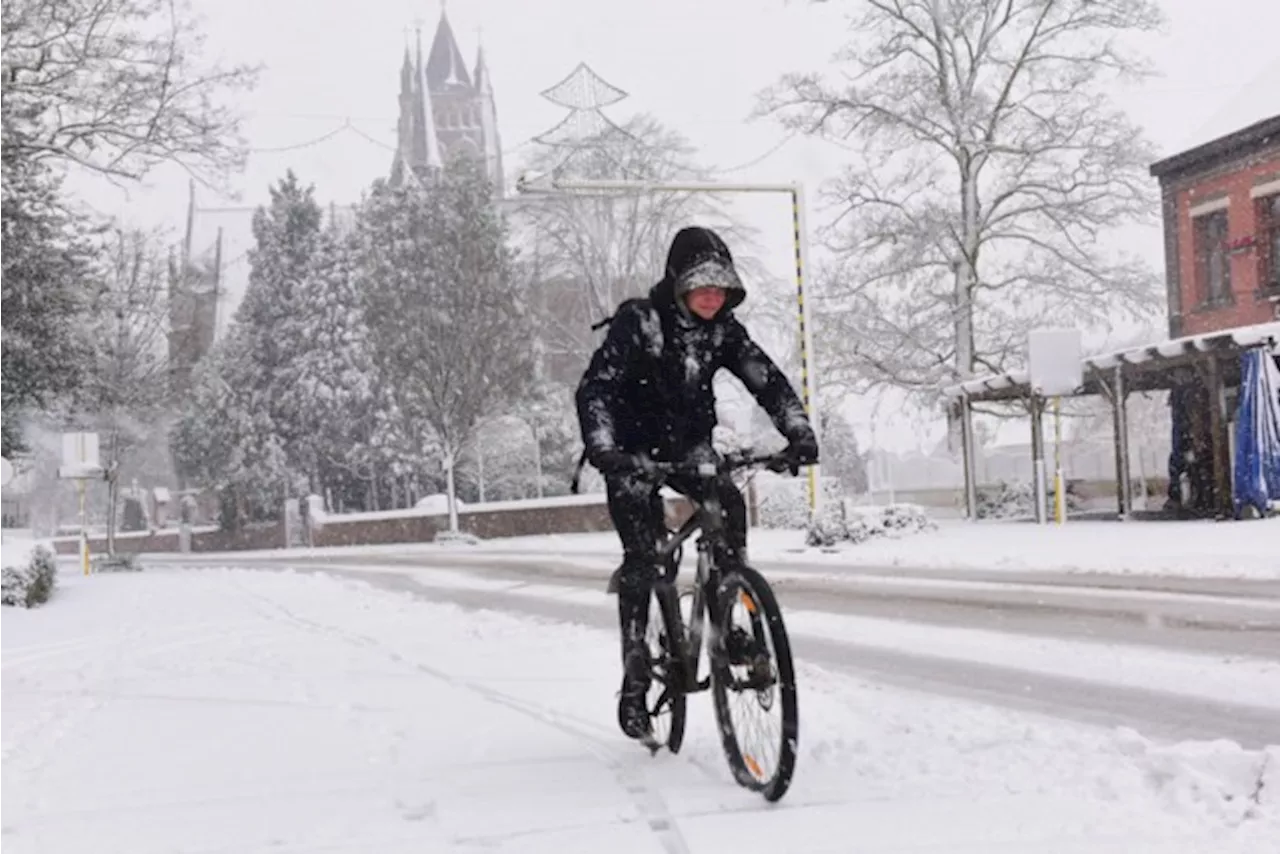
top-left (678, 544), bottom-right (721, 694)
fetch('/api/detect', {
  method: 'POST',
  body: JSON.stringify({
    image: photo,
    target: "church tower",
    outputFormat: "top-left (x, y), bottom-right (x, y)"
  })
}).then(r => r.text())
top-left (391, 11), bottom-right (504, 195)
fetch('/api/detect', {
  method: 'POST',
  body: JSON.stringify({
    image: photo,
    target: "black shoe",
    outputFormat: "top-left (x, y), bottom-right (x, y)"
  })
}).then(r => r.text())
top-left (617, 672), bottom-right (651, 739)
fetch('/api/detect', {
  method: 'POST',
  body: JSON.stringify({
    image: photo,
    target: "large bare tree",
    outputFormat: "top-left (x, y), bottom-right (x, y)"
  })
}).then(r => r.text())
top-left (761, 0), bottom-right (1164, 400)
top-left (1, 0), bottom-right (258, 184)
top-left (78, 229), bottom-right (172, 555)
top-left (517, 114), bottom-right (764, 374)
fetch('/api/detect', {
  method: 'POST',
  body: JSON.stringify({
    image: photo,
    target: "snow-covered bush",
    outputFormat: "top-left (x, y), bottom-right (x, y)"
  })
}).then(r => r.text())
top-left (2, 543), bottom-right (58, 608)
top-left (754, 473), bottom-right (844, 529)
top-left (805, 502), bottom-right (936, 549)
top-left (976, 479), bottom-right (1082, 519)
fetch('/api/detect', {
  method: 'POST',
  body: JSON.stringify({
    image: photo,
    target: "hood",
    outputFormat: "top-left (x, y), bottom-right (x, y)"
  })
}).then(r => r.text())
top-left (649, 226), bottom-right (746, 320)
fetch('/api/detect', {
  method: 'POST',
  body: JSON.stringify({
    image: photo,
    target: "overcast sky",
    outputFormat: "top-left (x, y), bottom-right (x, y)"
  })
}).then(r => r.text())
top-left (66, 0), bottom-right (1280, 452)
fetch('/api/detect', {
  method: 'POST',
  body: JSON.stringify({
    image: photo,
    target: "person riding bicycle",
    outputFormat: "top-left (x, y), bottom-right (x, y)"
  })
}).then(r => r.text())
top-left (575, 225), bottom-right (819, 740)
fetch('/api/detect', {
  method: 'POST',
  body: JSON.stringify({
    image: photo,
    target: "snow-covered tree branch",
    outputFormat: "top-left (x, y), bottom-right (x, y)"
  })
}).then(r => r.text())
top-left (1, 0), bottom-right (258, 186)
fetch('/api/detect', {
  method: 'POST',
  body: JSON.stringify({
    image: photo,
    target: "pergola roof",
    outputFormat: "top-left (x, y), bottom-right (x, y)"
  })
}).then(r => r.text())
top-left (944, 322), bottom-right (1280, 403)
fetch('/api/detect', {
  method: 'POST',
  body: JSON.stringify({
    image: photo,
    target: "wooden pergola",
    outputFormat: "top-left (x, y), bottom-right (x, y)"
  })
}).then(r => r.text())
top-left (943, 322), bottom-right (1280, 520)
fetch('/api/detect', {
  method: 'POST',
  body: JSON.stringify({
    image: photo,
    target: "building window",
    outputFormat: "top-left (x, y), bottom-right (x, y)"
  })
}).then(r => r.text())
top-left (1259, 194), bottom-right (1280, 295)
top-left (1193, 208), bottom-right (1231, 306)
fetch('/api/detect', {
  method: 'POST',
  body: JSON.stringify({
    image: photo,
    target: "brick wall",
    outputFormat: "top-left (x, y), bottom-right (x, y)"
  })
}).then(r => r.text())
top-left (1164, 149), bottom-right (1280, 337)
top-left (51, 496), bottom-right (694, 557)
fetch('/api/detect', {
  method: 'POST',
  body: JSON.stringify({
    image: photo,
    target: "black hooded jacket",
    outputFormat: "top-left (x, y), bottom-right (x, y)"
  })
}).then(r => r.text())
top-left (575, 226), bottom-right (815, 466)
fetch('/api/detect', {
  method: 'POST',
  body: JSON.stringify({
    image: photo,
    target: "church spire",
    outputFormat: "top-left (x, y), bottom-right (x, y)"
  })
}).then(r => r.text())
top-left (412, 23), bottom-right (443, 172)
top-left (426, 9), bottom-right (472, 90)
top-left (474, 37), bottom-right (504, 197)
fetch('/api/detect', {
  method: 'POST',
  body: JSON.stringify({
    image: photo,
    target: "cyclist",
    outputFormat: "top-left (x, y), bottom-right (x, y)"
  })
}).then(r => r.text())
top-left (575, 225), bottom-right (819, 740)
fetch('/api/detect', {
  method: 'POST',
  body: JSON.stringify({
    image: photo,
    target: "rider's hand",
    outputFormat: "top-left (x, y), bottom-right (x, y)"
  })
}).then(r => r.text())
top-left (768, 438), bottom-right (819, 476)
top-left (593, 450), bottom-right (651, 476)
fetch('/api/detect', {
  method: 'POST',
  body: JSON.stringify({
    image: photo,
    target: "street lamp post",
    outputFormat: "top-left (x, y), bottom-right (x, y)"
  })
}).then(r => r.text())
top-left (516, 175), bottom-right (823, 514)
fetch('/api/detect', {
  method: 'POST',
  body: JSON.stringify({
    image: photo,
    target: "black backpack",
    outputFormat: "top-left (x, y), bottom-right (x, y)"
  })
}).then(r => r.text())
top-left (568, 301), bottom-right (640, 493)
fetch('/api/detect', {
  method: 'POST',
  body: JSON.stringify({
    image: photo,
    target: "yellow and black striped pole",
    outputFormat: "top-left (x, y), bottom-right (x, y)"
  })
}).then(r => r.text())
top-left (790, 184), bottom-right (822, 515)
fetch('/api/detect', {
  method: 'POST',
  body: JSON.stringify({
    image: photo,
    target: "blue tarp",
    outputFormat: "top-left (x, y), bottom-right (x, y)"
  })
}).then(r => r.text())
top-left (1232, 346), bottom-right (1280, 517)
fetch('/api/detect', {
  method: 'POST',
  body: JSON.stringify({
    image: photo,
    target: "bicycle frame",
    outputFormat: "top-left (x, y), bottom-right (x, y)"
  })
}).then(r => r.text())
top-left (652, 463), bottom-right (733, 695)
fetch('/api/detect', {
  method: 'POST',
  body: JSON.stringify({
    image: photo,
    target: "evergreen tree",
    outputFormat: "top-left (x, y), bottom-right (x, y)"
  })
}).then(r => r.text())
top-left (0, 150), bottom-right (99, 454)
top-left (234, 170), bottom-right (325, 492)
top-left (357, 157), bottom-right (535, 529)
top-left (291, 223), bottom-right (382, 506)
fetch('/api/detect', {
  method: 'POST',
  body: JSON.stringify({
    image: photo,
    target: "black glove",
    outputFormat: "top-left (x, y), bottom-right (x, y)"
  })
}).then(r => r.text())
top-left (767, 436), bottom-right (819, 476)
top-left (592, 450), bottom-right (654, 477)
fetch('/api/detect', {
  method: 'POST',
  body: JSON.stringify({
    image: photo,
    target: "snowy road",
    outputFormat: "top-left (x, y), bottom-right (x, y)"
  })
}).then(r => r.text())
top-left (149, 548), bottom-right (1280, 747)
top-left (3, 566), bottom-right (1277, 853)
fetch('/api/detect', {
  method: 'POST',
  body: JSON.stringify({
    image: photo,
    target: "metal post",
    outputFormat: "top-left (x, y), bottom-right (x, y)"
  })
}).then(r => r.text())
top-left (78, 478), bottom-right (89, 575)
top-left (958, 396), bottom-right (979, 520)
top-left (1111, 366), bottom-right (1132, 519)
top-left (1030, 395), bottom-right (1047, 524)
top-left (531, 422), bottom-right (544, 500)
top-left (1053, 396), bottom-right (1065, 524)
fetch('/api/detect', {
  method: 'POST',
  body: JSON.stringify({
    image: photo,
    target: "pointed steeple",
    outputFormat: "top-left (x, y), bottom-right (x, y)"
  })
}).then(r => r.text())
top-left (412, 25), bottom-right (443, 171)
top-left (391, 47), bottom-right (416, 186)
top-left (474, 40), bottom-right (504, 196)
top-left (473, 42), bottom-right (487, 92)
top-left (427, 10), bottom-right (472, 90)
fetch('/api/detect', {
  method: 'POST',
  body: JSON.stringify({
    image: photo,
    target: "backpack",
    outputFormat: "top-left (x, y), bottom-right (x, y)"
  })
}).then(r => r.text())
top-left (568, 301), bottom-right (642, 493)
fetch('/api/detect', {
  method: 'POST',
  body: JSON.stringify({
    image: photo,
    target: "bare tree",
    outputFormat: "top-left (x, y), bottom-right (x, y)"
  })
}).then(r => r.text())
top-left (78, 229), bottom-right (172, 555)
top-left (358, 158), bottom-right (535, 531)
top-left (1, 0), bottom-right (258, 184)
top-left (760, 0), bottom-right (1164, 401)
top-left (517, 114), bottom-right (763, 372)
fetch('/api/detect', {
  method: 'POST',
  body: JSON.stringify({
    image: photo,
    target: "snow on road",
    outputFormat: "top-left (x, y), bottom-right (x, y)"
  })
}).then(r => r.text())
top-left (3, 566), bottom-right (1277, 853)
top-left (155, 516), bottom-right (1280, 580)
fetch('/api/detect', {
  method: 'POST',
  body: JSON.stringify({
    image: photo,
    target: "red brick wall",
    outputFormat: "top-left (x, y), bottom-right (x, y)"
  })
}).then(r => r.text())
top-left (1169, 153), bottom-right (1280, 336)
top-left (50, 497), bottom-right (695, 557)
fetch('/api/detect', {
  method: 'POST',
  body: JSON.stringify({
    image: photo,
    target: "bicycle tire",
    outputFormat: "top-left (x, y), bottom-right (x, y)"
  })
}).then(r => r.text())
top-left (647, 581), bottom-right (688, 754)
top-left (710, 565), bottom-right (798, 801)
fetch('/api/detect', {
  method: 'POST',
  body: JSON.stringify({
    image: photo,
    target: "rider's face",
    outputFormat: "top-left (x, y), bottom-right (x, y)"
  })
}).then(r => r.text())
top-left (685, 287), bottom-right (727, 320)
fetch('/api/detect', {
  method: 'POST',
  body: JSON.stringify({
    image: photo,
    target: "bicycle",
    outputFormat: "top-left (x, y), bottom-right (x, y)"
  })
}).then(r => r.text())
top-left (631, 448), bottom-right (808, 803)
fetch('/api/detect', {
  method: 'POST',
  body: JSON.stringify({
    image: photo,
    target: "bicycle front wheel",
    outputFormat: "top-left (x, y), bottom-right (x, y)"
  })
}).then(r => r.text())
top-left (710, 565), bottom-right (798, 801)
top-left (645, 581), bottom-right (688, 754)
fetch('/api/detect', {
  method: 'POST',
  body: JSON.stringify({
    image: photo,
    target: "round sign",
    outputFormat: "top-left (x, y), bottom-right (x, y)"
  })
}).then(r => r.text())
top-left (1, 456), bottom-right (13, 488)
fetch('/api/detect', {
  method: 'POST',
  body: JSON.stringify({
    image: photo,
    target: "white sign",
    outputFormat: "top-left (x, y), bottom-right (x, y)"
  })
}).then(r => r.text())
top-left (1028, 328), bottom-right (1082, 397)
top-left (59, 431), bottom-right (103, 479)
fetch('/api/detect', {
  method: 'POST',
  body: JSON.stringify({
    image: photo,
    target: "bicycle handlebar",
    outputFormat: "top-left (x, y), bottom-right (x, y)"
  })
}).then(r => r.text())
top-left (643, 449), bottom-right (816, 481)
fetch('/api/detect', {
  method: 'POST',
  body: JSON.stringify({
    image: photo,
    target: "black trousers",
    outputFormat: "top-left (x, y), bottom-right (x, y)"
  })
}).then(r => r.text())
top-left (605, 457), bottom-right (748, 671)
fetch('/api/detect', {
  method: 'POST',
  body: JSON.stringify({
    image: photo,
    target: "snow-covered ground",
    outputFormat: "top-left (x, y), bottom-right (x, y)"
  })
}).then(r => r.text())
top-left (3, 565), bottom-right (1277, 853)
top-left (466, 517), bottom-right (1280, 578)
top-left (170, 515), bottom-right (1280, 579)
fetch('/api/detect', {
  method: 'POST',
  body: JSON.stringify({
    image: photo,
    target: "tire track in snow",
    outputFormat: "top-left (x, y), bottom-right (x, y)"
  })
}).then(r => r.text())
top-left (226, 575), bottom-right (695, 854)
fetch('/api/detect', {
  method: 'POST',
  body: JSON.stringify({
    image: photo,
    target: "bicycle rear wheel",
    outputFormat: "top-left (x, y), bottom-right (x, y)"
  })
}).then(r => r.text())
top-left (644, 582), bottom-right (687, 754)
top-left (710, 565), bottom-right (798, 801)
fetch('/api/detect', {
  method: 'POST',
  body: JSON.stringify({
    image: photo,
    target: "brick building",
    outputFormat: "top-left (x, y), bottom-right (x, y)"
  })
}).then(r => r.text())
top-left (1150, 114), bottom-right (1280, 338)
